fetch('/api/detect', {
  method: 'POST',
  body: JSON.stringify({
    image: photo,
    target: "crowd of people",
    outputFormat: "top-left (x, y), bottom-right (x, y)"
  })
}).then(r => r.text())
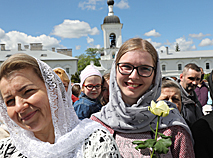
top-left (0, 37), bottom-right (212, 157)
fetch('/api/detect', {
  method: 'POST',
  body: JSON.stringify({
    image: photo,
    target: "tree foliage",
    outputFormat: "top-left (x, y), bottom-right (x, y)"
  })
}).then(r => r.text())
top-left (71, 48), bottom-right (103, 83)
top-left (204, 73), bottom-right (210, 81)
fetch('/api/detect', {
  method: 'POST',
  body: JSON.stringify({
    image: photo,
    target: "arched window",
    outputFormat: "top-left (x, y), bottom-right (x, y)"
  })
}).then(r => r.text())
top-left (178, 64), bottom-right (182, 71)
top-left (109, 33), bottom-right (116, 48)
top-left (162, 65), bottom-right (166, 71)
top-left (206, 63), bottom-right (210, 69)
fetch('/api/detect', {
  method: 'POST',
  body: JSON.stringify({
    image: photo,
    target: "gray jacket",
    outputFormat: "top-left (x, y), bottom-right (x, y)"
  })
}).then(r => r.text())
top-left (177, 79), bottom-right (203, 128)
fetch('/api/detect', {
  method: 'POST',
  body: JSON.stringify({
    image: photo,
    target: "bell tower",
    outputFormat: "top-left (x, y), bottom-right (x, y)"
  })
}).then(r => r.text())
top-left (100, 0), bottom-right (123, 72)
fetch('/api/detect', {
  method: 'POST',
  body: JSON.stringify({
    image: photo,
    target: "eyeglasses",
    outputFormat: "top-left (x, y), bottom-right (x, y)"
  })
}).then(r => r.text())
top-left (83, 84), bottom-right (102, 90)
top-left (117, 63), bottom-right (155, 77)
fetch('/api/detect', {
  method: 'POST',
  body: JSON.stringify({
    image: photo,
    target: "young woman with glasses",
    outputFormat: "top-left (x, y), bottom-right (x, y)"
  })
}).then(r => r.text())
top-left (90, 38), bottom-right (195, 158)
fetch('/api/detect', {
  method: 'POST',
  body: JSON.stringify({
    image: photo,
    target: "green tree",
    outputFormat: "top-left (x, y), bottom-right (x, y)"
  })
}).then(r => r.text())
top-left (71, 72), bottom-right (80, 83)
top-left (71, 48), bottom-right (103, 83)
top-left (204, 73), bottom-right (210, 81)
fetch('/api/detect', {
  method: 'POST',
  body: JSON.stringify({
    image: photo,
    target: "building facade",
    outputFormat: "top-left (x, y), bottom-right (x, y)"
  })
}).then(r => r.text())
top-left (0, 43), bottom-right (78, 77)
top-left (159, 49), bottom-right (213, 78)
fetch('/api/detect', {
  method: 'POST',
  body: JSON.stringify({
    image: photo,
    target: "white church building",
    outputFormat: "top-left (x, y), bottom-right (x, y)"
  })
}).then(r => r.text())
top-left (0, 43), bottom-right (78, 77)
top-left (98, 0), bottom-right (213, 77)
top-left (159, 48), bottom-right (213, 78)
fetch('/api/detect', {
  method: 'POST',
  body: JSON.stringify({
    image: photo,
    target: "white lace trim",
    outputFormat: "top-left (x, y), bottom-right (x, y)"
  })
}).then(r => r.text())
top-left (84, 129), bottom-right (121, 158)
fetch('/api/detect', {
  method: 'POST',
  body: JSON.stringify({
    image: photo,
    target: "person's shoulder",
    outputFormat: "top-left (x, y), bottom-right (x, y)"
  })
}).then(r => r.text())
top-left (74, 97), bottom-right (96, 107)
top-left (73, 94), bottom-right (87, 106)
top-left (192, 112), bottom-right (213, 129)
top-left (90, 115), bottom-right (114, 134)
top-left (83, 128), bottom-right (121, 158)
top-left (161, 125), bottom-right (190, 137)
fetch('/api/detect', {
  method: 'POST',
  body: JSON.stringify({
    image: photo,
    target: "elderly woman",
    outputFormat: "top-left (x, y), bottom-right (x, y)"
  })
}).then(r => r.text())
top-left (0, 53), bottom-right (120, 158)
top-left (91, 38), bottom-right (194, 157)
top-left (158, 79), bottom-right (182, 113)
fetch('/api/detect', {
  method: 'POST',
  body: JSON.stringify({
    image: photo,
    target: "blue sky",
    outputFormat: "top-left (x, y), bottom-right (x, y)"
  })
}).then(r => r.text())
top-left (0, 0), bottom-right (213, 57)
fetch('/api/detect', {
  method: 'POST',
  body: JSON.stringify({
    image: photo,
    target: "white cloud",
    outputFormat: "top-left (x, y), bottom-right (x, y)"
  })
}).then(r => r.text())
top-left (189, 33), bottom-right (211, 40)
top-left (86, 36), bottom-right (100, 48)
top-left (199, 38), bottom-right (213, 47)
top-left (115, 0), bottom-right (129, 9)
top-left (87, 36), bottom-right (94, 43)
top-left (145, 38), bottom-right (162, 49)
top-left (51, 20), bottom-right (99, 39)
top-left (0, 28), bottom-right (5, 39)
top-left (87, 44), bottom-right (101, 49)
top-left (78, 0), bottom-right (104, 10)
top-left (76, 45), bottom-right (81, 50)
top-left (0, 28), bottom-right (63, 50)
top-left (144, 29), bottom-right (161, 37)
top-left (166, 36), bottom-right (196, 51)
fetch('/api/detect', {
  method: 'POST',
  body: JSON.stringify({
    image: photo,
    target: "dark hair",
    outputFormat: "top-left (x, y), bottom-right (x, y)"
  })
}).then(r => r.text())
top-left (0, 53), bottom-right (43, 81)
top-left (100, 73), bottom-right (110, 106)
top-left (72, 84), bottom-right (81, 98)
top-left (182, 63), bottom-right (201, 76)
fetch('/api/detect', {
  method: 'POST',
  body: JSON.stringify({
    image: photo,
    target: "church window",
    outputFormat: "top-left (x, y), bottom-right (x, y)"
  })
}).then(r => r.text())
top-left (162, 65), bottom-right (166, 71)
top-left (109, 33), bottom-right (116, 48)
top-left (66, 68), bottom-right (70, 74)
top-left (178, 64), bottom-right (182, 71)
top-left (206, 63), bottom-right (210, 69)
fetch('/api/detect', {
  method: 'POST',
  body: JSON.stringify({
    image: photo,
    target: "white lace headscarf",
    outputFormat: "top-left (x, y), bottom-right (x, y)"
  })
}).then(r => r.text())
top-left (0, 55), bottom-right (105, 158)
top-left (93, 42), bottom-right (192, 138)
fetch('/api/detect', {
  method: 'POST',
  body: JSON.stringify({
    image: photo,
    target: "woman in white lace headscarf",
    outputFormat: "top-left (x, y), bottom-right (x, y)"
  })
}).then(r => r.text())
top-left (91, 38), bottom-right (195, 158)
top-left (0, 53), bottom-right (120, 158)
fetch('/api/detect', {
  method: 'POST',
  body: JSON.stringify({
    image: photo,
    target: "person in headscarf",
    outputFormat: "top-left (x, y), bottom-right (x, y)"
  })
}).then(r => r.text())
top-left (0, 53), bottom-right (120, 158)
top-left (90, 38), bottom-right (194, 158)
top-left (53, 67), bottom-right (79, 103)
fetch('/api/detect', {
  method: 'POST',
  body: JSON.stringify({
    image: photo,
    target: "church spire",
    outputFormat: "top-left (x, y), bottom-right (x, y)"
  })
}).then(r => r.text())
top-left (107, 0), bottom-right (114, 16)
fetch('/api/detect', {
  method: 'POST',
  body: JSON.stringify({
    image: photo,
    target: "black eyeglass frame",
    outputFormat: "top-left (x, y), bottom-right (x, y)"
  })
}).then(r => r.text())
top-left (117, 63), bottom-right (155, 77)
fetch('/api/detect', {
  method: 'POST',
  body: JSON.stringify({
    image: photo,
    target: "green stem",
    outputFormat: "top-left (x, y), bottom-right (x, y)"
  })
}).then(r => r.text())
top-left (151, 116), bottom-right (160, 158)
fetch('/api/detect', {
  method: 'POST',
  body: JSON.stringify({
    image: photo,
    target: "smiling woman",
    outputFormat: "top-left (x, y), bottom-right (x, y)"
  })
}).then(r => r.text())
top-left (0, 53), bottom-right (120, 158)
top-left (91, 37), bottom-right (195, 158)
